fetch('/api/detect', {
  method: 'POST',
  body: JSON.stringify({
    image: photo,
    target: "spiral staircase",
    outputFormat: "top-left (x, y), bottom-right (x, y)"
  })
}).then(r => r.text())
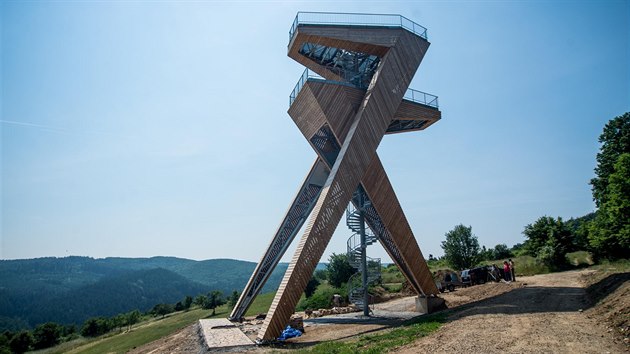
top-left (346, 202), bottom-right (381, 310)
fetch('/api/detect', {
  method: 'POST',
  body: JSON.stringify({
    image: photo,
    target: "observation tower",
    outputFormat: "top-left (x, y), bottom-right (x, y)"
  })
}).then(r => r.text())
top-left (230, 12), bottom-right (442, 342)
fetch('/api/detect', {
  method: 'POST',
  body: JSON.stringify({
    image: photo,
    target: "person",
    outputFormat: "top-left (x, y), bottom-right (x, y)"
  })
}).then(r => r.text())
top-left (445, 272), bottom-right (452, 283)
top-left (503, 261), bottom-right (511, 281)
top-left (509, 258), bottom-right (516, 281)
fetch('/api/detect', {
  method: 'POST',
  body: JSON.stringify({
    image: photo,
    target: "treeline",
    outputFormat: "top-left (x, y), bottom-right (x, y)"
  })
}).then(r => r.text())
top-left (438, 113), bottom-right (629, 271)
top-left (0, 290), bottom-right (239, 354)
top-left (521, 113), bottom-right (629, 267)
top-left (0, 258), bottom-right (289, 332)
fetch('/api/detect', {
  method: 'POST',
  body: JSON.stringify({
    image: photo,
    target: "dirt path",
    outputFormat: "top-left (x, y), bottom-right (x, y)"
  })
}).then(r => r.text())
top-left (127, 323), bottom-right (204, 354)
top-left (395, 270), bottom-right (627, 354)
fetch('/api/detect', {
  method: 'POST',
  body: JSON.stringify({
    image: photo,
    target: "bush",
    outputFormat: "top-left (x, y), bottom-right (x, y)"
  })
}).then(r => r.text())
top-left (326, 253), bottom-right (355, 288)
top-left (81, 317), bottom-right (113, 337)
top-left (8, 331), bottom-right (32, 354)
top-left (32, 322), bottom-right (62, 349)
top-left (296, 284), bottom-right (343, 311)
top-left (381, 265), bottom-right (405, 283)
top-left (566, 251), bottom-right (594, 266)
top-left (510, 255), bottom-right (550, 276)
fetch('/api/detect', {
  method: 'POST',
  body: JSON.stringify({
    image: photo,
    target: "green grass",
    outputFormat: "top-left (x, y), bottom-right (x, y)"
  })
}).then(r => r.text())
top-left (40, 291), bottom-right (278, 354)
top-left (590, 258), bottom-right (630, 272)
top-left (58, 308), bottom-right (214, 354)
top-left (382, 283), bottom-right (403, 293)
top-left (484, 255), bottom-right (550, 276)
top-left (245, 291), bottom-right (276, 316)
top-left (284, 313), bottom-right (446, 353)
top-left (381, 265), bottom-right (405, 283)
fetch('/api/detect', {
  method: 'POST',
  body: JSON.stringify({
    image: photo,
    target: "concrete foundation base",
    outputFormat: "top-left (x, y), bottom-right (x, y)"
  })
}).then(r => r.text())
top-left (199, 319), bottom-right (254, 350)
top-left (415, 296), bottom-right (445, 313)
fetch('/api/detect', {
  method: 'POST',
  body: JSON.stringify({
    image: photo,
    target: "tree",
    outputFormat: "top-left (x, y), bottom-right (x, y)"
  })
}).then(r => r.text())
top-left (112, 314), bottom-right (126, 332)
top-left (304, 276), bottom-right (320, 298)
top-left (194, 294), bottom-right (207, 308)
top-left (8, 331), bottom-right (32, 354)
top-left (174, 301), bottom-right (184, 311)
top-left (326, 253), bottom-right (355, 288)
top-left (441, 224), bottom-right (481, 270)
top-left (588, 153), bottom-right (630, 259)
top-left (492, 244), bottom-right (512, 260)
top-left (125, 310), bottom-right (141, 331)
top-left (590, 113), bottom-right (630, 208)
top-left (80, 317), bottom-right (112, 337)
top-left (313, 269), bottom-right (328, 282)
top-left (565, 212), bottom-right (597, 250)
top-left (228, 290), bottom-right (239, 309)
top-left (32, 322), bottom-right (62, 350)
top-left (523, 216), bottom-right (573, 268)
top-left (152, 303), bottom-right (174, 318)
top-left (204, 291), bottom-right (225, 316)
top-left (479, 246), bottom-right (495, 261)
top-left (183, 295), bottom-right (193, 310)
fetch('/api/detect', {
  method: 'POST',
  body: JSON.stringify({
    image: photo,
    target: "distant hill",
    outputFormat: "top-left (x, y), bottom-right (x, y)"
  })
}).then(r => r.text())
top-left (0, 256), bottom-right (290, 330)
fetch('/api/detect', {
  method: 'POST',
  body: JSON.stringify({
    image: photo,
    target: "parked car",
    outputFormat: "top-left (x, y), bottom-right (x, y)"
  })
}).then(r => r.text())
top-left (436, 271), bottom-right (463, 292)
top-left (469, 266), bottom-right (489, 285)
top-left (460, 269), bottom-right (471, 286)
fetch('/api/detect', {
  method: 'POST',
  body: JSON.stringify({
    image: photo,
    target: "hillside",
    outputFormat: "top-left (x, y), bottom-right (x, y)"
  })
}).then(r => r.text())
top-left (0, 256), bottom-right (289, 331)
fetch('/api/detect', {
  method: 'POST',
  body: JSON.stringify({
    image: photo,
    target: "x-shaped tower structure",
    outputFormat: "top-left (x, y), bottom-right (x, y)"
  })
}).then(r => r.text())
top-left (230, 12), bottom-right (442, 342)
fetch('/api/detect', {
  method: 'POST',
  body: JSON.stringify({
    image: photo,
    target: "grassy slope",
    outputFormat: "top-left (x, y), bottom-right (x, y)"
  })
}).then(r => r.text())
top-left (49, 292), bottom-right (277, 354)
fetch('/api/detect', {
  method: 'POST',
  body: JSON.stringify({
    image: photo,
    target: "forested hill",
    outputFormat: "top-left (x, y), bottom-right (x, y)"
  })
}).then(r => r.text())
top-left (0, 256), bottom-right (288, 331)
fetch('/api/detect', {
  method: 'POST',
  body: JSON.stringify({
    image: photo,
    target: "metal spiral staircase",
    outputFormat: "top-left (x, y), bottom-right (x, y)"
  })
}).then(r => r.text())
top-left (346, 202), bottom-right (381, 311)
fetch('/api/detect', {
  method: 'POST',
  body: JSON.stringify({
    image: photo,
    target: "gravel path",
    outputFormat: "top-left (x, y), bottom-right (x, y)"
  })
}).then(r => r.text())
top-left (395, 270), bottom-right (627, 354)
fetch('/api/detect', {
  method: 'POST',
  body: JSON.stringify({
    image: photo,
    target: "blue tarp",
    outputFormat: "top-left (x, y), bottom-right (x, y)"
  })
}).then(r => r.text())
top-left (277, 325), bottom-right (302, 341)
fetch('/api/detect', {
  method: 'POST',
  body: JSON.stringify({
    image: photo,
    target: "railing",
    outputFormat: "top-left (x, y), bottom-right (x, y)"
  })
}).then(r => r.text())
top-left (289, 12), bottom-right (428, 45)
top-left (289, 68), bottom-right (354, 106)
top-left (404, 88), bottom-right (439, 109)
top-left (290, 69), bottom-right (439, 109)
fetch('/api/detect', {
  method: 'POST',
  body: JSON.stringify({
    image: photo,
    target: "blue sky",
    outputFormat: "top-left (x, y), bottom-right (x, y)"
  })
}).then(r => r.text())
top-left (1, 1), bottom-right (629, 263)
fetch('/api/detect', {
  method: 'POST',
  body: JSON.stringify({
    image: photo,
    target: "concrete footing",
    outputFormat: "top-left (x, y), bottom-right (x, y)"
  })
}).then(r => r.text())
top-left (199, 318), bottom-right (254, 350)
top-left (415, 296), bottom-right (446, 313)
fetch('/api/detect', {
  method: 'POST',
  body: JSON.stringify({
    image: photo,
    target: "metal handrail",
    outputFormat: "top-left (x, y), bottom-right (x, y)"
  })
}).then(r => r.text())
top-left (289, 69), bottom-right (439, 109)
top-left (404, 88), bottom-right (439, 109)
top-left (289, 11), bottom-right (428, 45)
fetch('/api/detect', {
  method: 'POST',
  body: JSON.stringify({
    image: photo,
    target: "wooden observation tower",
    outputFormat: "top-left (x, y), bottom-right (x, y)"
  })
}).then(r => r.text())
top-left (229, 12), bottom-right (442, 342)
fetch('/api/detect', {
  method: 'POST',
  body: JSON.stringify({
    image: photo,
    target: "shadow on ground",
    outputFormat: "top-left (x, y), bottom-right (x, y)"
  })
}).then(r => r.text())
top-left (449, 272), bottom-right (629, 319)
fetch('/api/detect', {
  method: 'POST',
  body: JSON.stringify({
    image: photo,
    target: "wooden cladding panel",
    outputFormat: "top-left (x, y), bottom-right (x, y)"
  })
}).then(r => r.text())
top-left (394, 101), bottom-right (441, 122)
top-left (288, 85), bottom-right (327, 141)
top-left (361, 158), bottom-right (437, 294)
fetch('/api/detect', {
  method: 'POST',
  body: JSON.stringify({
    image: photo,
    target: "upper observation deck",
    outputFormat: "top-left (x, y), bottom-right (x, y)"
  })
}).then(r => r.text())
top-left (289, 12), bottom-right (428, 45)
top-left (289, 69), bottom-right (440, 136)
top-left (287, 12), bottom-right (433, 106)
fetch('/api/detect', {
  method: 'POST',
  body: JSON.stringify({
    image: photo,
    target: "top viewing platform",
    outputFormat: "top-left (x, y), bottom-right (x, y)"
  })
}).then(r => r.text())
top-left (289, 12), bottom-right (428, 45)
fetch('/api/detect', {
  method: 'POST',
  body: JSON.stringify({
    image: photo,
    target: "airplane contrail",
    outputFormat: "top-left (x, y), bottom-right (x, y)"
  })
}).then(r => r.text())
top-left (0, 119), bottom-right (137, 139)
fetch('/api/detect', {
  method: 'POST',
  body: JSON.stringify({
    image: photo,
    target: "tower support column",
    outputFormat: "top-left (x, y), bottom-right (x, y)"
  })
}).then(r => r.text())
top-left (359, 206), bottom-right (369, 316)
